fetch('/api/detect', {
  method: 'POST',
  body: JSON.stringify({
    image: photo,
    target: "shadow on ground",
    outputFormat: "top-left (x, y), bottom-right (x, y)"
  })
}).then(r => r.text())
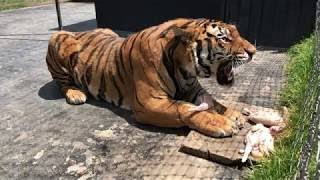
top-left (50, 19), bottom-right (97, 32)
top-left (50, 19), bottom-right (133, 37)
top-left (38, 80), bottom-right (190, 136)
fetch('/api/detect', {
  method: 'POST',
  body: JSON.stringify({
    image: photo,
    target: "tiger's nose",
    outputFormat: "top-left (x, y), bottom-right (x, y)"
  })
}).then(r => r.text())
top-left (246, 45), bottom-right (256, 57)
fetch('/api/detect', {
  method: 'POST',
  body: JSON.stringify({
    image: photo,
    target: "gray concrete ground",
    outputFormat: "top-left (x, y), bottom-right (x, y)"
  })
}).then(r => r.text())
top-left (0, 2), bottom-right (287, 180)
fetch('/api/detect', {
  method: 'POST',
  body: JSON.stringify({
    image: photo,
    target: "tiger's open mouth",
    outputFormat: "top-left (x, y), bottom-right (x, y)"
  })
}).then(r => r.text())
top-left (216, 54), bottom-right (252, 85)
top-left (216, 61), bottom-right (234, 85)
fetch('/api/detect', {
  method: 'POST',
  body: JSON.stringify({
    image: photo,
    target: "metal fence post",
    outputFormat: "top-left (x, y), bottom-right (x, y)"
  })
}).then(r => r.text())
top-left (55, 0), bottom-right (63, 30)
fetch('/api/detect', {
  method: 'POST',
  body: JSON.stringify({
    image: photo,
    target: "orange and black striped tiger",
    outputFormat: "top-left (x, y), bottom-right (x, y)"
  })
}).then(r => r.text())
top-left (46, 18), bottom-right (256, 137)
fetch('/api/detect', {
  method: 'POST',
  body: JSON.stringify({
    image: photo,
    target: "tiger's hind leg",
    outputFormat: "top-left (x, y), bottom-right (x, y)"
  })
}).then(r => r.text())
top-left (46, 31), bottom-right (87, 105)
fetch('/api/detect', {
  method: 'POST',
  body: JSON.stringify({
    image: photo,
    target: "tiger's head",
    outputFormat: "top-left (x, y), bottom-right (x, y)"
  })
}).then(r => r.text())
top-left (161, 19), bottom-right (256, 85)
top-left (194, 20), bottom-right (256, 85)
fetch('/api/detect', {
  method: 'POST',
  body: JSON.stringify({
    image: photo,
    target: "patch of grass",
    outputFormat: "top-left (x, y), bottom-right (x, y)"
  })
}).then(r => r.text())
top-left (0, 0), bottom-right (54, 11)
top-left (247, 35), bottom-right (315, 179)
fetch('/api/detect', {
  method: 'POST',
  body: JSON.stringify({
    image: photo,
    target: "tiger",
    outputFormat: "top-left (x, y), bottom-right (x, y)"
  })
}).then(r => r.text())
top-left (45, 18), bottom-right (256, 137)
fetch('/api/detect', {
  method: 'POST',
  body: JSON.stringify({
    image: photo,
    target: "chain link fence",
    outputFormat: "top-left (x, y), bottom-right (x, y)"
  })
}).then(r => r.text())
top-left (293, 0), bottom-right (320, 179)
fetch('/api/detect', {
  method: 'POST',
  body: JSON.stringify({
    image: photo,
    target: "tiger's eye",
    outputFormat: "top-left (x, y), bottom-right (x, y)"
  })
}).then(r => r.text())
top-left (206, 32), bottom-right (214, 37)
top-left (222, 37), bottom-right (230, 42)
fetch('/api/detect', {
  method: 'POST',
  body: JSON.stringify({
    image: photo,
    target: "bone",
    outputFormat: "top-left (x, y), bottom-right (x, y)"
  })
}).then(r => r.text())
top-left (188, 103), bottom-right (209, 112)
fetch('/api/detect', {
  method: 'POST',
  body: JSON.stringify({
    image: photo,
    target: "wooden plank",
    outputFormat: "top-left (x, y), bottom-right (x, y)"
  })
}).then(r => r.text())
top-left (180, 100), bottom-right (281, 165)
top-left (180, 124), bottom-right (252, 165)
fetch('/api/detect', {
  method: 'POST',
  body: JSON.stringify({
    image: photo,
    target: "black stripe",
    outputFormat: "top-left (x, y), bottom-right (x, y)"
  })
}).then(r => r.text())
top-left (191, 88), bottom-right (205, 103)
top-left (145, 26), bottom-right (159, 39)
top-left (147, 39), bottom-right (153, 53)
top-left (159, 24), bottom-right (178, 38)
top-left (79, 42), bottom-right (107, 87)
top-left (118, 43), bottom-right (127, 76)
top-left (183, 82), bottom-right (201, 101)
top-left (134, 90), bottom-right (145, 108)
top-left (47, 61), bottom-right (63, 77)
top-left (128, 35), bottom-right (139, 72)
top-left (214, 52), bottom-right (224, 56)
top-left (52, 73), bottom-right (71, 81)
top-left (90, 33), bottom-right (111, 47)
top-left (150, 93), bottom-right (163, 100)
top-left (185, 78), bottom-right (197, 87)
top-left (138, 31), bottom-right (146, 54)
top-left (165, 100), bottom-right (177, 110)
top-left (56, 35), bottom-right (69, 53)
top-left (98, 50), bottom-right (110, 100)
top-left (114, 46), bottom-right (125, 84)
top-left (121, 38), bottom-right (128, 51)
top-left (140, 30), bottom-right (147, 40)
top-left (98, 72), bottom-right (106, 100)
top-left (69, 52), bottom-right (79, 69)
top-left (179, 67), bottom-right (196, 80)
top-left (195, 19), bottom-right (208, 26)
top-left (79, 33), bottom-right (99, 50)
top-left (48, 47), bottom-right (66, 74)
top-left (94, 38), bottom-right (117, 70)
top-left (85, 64), bottom-right (92, 85)
top-left (80, 74), bottom-right (88, 92)
top-left (138, 31), bottom-right (148, 54)
top-left (80, 32), bottom-right (105, 51)
top-left (63, 42), bottom-right (77, 53)
top-left (76, 32), bottom-right (88, 40)
top-left (185, 111), bottom-right (199, 120)
top-left (73, 70), bottom-right (80, 86)
top-left (196, 40), bottom-right (202, 58)
top-left (140, 63), bottom-right (154, 86)
top-left (205, 38), bottom-right (212, 61)
top-left (218, 43), bottom-right (224, 49)
top-left (85, 37), bottom-right (109, 67)
top-left (111, 76), bottom-right (123, 106)
top-left (180, 20), bottom-right (195, 29)
top-left (152, 63), bottom-right (173, 96)
top-left (217, 56), bottom-right (224, 61)
top-left (196, 40), bottom-right (211, 76)
top-left (162, 40), bottom-right (181, 99)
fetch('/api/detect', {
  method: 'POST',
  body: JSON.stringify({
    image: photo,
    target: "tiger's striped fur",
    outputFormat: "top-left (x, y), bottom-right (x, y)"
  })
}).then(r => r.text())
top-left (46, 18), bottom-right (256, 137)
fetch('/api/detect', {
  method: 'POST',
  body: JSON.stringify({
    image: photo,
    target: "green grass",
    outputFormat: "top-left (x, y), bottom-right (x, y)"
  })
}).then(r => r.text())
top-left (0, 0), bottom-right (54, 11)
top-left (247, 35), bottom-right (315, 179)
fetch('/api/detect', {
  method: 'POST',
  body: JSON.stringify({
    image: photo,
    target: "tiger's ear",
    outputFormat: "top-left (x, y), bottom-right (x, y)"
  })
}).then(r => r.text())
top-left (159, 25), bottom-right (192, 43)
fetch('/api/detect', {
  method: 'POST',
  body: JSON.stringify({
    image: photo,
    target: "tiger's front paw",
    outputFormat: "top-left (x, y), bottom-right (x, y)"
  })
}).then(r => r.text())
top-left (216, 115), bottom-right (240, 137)
top-left (223, 109), bottom-right (247, 128)
top-left (65, 89), bottom-right (87, 105)
top-left (195, 112), bottom-right (240, 137)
